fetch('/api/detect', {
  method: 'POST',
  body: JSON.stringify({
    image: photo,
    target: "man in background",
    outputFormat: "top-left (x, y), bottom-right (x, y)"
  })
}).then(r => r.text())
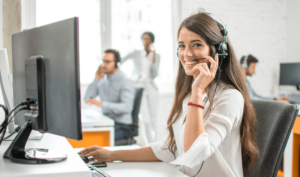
top-left (240, 54), bottom-right (289, 103)
top-left (84, 49), bottom-right (135, 141)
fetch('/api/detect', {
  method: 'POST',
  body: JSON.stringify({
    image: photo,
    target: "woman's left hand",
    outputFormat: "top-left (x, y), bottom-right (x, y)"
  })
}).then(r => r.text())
top-left (191, 54), bottom-right (219, 95)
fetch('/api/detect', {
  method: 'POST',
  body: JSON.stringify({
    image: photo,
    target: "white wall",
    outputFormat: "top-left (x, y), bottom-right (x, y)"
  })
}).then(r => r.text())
top-left (286, 0), bottom-right (300, 63)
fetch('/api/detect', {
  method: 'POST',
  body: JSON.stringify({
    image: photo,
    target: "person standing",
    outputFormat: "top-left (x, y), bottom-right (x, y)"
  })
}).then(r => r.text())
top-left (121, 32), bottom-right (160, 143)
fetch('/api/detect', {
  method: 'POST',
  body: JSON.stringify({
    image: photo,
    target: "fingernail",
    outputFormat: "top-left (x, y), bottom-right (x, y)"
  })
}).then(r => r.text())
top-left (88, 156), bottom-right (93, 159)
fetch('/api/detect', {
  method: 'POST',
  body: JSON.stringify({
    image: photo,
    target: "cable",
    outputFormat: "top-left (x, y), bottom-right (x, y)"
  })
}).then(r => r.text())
top-left (0, 101), bottom-right (33, 145)
top-left (3, 125), bottom-right (21, 140)
top-left (192, 161), bottom-right (204, 177)
top-left (213, 57), bottom-right (224, 98)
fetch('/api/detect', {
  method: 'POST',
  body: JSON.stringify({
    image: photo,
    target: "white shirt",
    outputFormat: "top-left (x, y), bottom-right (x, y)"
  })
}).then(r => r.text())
top-left (136, 50), bottom-right (153, 86)
top-left (150, 82), bottom-right (244, 177)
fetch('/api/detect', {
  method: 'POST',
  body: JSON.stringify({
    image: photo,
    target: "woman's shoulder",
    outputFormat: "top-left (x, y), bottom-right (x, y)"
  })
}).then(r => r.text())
top-left (216, 82), bottom-right (244, 103)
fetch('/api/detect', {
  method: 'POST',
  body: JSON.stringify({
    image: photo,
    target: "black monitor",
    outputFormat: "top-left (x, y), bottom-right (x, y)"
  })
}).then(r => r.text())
top-left (279, 63), bottom-right (300, 90)
top-left (3, 17), bottom-right (82, 164)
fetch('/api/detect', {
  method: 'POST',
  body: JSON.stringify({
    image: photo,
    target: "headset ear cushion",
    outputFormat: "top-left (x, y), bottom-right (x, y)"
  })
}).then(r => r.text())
top-left (218, 43), bottom-right (228, 55)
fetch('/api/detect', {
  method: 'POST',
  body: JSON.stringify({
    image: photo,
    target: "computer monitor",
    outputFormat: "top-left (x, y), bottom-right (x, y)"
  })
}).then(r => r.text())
top-left (279, 63), bottom-right (300, 90)
top-left (3, 17), bottom-right (82, 164)
top-left (0, 49), bottom-right (14, 132)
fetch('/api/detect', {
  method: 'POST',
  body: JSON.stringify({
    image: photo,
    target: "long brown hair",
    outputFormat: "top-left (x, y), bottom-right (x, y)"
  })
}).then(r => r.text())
top-left (164, 11), bottom-right (259, 173)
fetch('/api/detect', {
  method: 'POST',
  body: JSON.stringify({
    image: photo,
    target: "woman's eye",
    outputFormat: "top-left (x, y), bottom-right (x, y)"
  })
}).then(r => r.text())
top-left (178, 45), bottom-right (185, 48)
top-left (193, 43), bottom-right (202, 47)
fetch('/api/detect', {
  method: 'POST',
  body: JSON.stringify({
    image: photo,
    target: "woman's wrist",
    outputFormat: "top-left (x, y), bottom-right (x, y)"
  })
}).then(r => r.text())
top-left (191, 90), bottom-right (203, 103)
top-left (110, 151), bottom-right (117, 161)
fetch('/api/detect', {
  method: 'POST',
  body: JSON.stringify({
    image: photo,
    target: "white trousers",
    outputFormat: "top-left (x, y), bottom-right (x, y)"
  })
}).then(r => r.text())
top-left (138, 83), bottom-right (158, 143)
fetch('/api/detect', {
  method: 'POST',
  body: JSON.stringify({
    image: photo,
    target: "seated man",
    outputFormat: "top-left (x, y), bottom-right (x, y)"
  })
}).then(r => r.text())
top-left (84, 49), bottom-right (135, 141)
top-left (240, 54), bottom-right (289, 103)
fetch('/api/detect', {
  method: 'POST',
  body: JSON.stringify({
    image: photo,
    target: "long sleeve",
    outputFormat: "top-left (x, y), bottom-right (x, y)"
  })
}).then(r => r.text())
top-left (245, 79), bottom-right (273, 100)
top-left (84, 79), bottom-right (100, 101)
top-left (101, 81), bottom-right (135, 115)
top-left (150, 53), bottom-right (160, 79)
top-left (170, 90), bottom-right (244, 168)
top-left (150, 134), bottom-right (176, 163)
top-left (121, 51), bottom-right (135, 64)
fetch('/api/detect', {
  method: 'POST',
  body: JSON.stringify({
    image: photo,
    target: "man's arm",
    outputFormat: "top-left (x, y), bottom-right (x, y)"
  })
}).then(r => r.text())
top-left (102, 81), bottom-right (135, 114)
top-left (84, 80), bottom-right (100, 101)
top-left (246, 79), bottom-right (273, 100)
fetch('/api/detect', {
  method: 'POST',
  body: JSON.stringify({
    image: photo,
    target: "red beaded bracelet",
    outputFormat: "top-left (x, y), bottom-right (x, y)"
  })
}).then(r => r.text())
top-left (187, 102), bottom-right (205, 109)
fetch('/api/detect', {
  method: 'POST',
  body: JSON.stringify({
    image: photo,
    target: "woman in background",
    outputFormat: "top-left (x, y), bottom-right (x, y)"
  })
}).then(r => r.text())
top-left (121, 32), bottom-right (160, 143)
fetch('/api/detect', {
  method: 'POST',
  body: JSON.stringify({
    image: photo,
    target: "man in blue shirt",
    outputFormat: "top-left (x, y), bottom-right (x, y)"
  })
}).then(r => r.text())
top-left (84, 49), bottom-right (135, 140)
top-left (240, 54), bottom-right (289, 103)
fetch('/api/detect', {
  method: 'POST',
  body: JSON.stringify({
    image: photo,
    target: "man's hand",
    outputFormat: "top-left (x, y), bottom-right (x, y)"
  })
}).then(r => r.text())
top-left (86, 99), bottom-right (103, 107)
top-left (275, 97), bottom-right (290, 104)
top-left (95, 65), bottom-right (104, 80)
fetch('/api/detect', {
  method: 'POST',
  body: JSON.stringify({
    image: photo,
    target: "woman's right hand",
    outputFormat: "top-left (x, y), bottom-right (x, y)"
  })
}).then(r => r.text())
top-left (78, 145), bottom-right (113, 162)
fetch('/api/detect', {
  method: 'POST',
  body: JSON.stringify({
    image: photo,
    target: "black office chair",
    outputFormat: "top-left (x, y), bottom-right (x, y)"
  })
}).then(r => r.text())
top-left (245, 100), bottom-right (299, 177)
top-left (115, 87), bottom-right (143, 146)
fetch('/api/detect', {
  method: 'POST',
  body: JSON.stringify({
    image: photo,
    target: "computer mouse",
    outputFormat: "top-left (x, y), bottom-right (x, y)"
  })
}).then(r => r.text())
top-left (79, 154), bottom-right (89, 163)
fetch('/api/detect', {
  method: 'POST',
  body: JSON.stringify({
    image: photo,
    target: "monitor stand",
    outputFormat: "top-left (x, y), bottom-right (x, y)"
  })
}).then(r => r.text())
top-left (3, 121), bottom-right (67, 164)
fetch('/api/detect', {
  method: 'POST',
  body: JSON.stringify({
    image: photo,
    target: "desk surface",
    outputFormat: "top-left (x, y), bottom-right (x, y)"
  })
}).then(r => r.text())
top-left (81, 107), bottom-right (114, 127)
top-left (0, 133), bottom-right (90, 177)
top-left (75, 146), bottom-right (188, 177)
top-left (1, 134), bottom-right (187, 177)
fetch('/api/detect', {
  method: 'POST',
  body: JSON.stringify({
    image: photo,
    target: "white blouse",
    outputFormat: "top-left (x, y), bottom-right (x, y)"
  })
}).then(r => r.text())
top-left (150, 82), bottom-right (245, 177)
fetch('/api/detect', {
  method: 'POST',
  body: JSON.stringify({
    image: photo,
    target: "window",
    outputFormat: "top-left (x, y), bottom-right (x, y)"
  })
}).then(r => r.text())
top-left (111, 0), bottom-right (173, 83)
top-left (36, 0), bottom-right (102, 84)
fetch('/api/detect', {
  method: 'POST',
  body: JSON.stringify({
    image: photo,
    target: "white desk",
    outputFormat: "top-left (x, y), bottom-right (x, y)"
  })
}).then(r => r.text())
top-left (0, 133), bottom-right (90, 177)
top-left (0, 134), bottom-right (187, 177)
top-left (75, 146), bottom-right (188, 177)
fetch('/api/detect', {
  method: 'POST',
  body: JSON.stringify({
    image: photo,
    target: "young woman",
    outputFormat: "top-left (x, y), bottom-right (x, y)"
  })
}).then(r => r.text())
top-left (79, 12), bottom-right (259, 177)
top-left (121, 32), bottom-right (160, 143)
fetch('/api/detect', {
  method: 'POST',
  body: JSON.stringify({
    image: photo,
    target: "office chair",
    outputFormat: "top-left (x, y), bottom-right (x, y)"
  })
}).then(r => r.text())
top-left (115, 87), bottom-right (143, 146)
top-left (245, 100), bottom-right (299, 177)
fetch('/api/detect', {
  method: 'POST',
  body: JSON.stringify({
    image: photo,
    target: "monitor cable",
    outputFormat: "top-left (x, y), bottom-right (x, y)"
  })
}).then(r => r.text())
top-left (0, 101), bottom-right (34, 145)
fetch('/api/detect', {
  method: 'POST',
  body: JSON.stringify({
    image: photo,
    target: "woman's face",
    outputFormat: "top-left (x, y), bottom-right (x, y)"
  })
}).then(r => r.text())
top-left (178, 26), bottom-right (211, 76)
top-left (142, 34), bottom-right (152, 50)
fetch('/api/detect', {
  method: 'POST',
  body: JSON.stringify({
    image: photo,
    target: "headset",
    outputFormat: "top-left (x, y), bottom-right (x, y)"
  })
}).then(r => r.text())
top-left (241, 55), bottom-right (249, 69)
top-left (114, 50), bottom-right (121, 68)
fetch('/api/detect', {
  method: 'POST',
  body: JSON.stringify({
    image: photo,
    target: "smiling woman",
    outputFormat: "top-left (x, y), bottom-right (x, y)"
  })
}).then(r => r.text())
top-left (79, 11), bottom-right (259, 177)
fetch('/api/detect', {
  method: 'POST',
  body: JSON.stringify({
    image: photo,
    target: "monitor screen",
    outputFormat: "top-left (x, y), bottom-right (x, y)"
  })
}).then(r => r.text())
top-left (279, 63), bottom-right (300, 86)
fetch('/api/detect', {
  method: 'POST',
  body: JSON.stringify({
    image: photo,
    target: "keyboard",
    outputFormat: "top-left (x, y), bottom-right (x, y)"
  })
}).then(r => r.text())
top-left (91, 169), bottom-right (110, 177)
top-left (87, 163), bottom-right (111, 177)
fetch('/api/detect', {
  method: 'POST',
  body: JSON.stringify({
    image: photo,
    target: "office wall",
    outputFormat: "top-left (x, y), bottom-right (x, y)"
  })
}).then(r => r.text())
top-left (286, 0), bottom-right (300, 63)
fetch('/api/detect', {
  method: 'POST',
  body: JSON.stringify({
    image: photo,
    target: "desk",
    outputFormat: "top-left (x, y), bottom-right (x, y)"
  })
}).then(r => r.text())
top-left (0, 134), bottom-right (187, 177)
top-left (280, 114), bottom-right (300, 177)
top-left (68, 107), bottom-right (115, 147)
top-left (0, 133), bottom-right (90, 177)
top-left (75, 146), bottom-right (188, 177)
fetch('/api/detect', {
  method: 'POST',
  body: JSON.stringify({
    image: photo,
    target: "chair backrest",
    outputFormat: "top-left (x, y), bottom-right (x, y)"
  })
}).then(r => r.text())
top-left (131, 87), bottom-right (143, 136)
top-left (245, 100), bottom-right (299, 177)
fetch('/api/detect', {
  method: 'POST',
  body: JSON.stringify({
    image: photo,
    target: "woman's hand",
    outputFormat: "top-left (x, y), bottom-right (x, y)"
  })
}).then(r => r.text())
top-left (78, 145), bottom-right (113, 162)
top-left (191, 54), bottom-right (219, 95)
top-left (149, 44), bottom-right (156, 63)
